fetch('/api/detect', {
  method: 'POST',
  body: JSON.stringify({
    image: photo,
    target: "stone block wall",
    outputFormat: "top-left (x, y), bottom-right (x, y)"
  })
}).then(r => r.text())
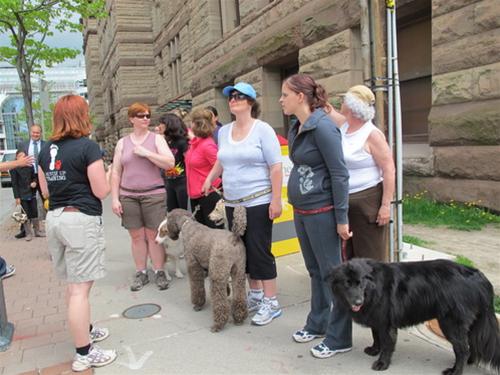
top-left (83, 19), bottom-right (105, 133)
top-left (299, 28), bottom-right (363, 99)
top-left (83, 0), bottom-right (500, 211)
top-left (405, 0), bottom-right (500, 211)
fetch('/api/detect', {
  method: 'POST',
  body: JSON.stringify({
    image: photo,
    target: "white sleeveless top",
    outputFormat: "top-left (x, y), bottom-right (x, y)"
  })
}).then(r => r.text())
top-left (340, 121), bottom-right (383, 194)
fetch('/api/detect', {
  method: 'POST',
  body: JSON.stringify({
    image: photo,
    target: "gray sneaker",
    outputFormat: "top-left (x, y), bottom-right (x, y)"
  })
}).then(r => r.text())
top-left (251, 298), bottom-right (282, 326)
top-left (247, 294), bottom-right (263, 313)
top-left (130, 271), bottom-right (149, 292)
top-left (155, 270), bottom-right (170, 290)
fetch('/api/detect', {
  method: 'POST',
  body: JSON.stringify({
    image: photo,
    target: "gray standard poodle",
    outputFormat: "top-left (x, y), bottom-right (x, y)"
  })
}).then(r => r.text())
top-left (165, 207), bottom-right (248, 332)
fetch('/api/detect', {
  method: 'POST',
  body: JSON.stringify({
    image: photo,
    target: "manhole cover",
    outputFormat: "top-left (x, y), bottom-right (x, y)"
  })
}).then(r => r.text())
top-left (122, 303), bottom-right (161, 319)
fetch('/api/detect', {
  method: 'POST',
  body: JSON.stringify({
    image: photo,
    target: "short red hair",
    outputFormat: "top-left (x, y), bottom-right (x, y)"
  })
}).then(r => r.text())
top-left (51, 95), bottom-right (92, 141)
top-left (128, 102), bottom-right (150, 118)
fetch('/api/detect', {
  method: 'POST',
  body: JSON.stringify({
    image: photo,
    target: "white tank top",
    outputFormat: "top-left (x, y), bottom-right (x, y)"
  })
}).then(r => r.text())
top-left (341, 121), bottom-right (383, 194)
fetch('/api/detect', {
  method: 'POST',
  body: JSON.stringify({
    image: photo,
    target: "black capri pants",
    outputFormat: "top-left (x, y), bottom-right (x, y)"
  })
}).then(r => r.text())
top-left (21, 197), bottom-right (38, 219)
top-left (226, 203), bottom-right (277, 280)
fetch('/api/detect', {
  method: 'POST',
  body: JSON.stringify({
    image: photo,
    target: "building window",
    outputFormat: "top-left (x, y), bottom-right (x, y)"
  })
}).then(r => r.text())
top-left (168, 34), bottom-right (182, 97)
top-left (218, 0), bottom-right (240, 35)
top-left (397, 1), bottom-right (431, 143)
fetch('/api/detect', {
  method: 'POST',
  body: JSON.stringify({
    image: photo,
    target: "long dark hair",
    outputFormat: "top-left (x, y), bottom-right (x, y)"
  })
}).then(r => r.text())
top-left (283, 74), bottom-right (330, 113)
top-left (159, 113), bottom-right (188, 143)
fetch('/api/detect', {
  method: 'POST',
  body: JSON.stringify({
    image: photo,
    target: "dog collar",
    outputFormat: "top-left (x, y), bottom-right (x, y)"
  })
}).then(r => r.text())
top-left (180, 218), bottom-right (190, 231)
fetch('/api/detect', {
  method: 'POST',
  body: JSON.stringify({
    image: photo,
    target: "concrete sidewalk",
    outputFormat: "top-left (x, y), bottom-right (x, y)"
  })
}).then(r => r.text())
top-left (0, 200), bottom-right (491, 374)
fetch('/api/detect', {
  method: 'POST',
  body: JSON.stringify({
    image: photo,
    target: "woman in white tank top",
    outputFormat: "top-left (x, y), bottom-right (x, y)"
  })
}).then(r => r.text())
top-left (330, 85), bottom-right (395, 261)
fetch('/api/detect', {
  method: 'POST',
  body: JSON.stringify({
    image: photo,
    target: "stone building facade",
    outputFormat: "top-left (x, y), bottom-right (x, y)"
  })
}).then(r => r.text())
top-left (83, 0), bottom-right (500, 211)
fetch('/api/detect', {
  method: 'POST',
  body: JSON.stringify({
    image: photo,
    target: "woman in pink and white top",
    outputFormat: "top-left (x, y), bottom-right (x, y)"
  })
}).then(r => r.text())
top-left (185, 108), bottom-right (223, 228)
top-left (110, 103), bottom-right (175, 292)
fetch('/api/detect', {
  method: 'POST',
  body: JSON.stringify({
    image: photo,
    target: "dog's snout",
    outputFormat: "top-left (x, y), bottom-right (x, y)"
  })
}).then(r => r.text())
top-left (354, 297), bottom-right (363, 306)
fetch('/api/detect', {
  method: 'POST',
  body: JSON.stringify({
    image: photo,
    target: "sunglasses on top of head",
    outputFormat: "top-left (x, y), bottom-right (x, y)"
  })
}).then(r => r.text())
top-left (228, 92), bottom-right (249, 102)
top-left (135, 113), bottom-right (151, 119)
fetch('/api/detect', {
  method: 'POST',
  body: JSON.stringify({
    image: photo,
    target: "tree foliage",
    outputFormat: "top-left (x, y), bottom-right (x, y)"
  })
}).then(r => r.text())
top-left (0, 0), bottom-right (105, 126)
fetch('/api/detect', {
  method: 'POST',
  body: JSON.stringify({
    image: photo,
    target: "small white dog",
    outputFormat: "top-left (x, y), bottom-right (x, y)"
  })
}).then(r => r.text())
top-left (155, 217), bottom-right (184, 280)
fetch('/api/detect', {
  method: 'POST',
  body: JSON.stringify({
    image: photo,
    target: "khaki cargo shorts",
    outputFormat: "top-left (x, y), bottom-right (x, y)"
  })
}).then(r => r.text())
top-left (46, 208), bottom-right (106, 283)
top-left (120, 193), bottom-right (166, 230)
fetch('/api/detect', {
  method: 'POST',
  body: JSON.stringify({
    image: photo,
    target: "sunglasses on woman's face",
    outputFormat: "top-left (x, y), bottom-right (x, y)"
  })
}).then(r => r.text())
top-left (135, 113), bottom-right (151, 119)
top-left (228, 93), bottom-right (249, 102)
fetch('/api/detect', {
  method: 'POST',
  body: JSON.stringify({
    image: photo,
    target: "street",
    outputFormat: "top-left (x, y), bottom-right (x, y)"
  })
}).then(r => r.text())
top-left (0, 185), bottom-right (14, 223)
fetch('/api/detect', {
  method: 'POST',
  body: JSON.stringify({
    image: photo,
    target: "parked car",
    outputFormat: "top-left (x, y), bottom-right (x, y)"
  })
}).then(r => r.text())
top-left (0, 150), bottom-right (18, 188)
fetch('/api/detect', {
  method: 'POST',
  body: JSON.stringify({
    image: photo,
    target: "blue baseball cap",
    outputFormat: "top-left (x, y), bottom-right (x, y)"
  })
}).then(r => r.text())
top-left (222, 82), bottom-right (257, 100)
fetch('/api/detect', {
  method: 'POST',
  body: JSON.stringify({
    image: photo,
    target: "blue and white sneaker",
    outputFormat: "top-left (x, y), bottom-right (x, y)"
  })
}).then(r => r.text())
top-left (251, 298), bottom-right (282, 326)
top-left (310, 342), bottom-right (352, 359)
top-left (292, 329), bottom-right (325, 343)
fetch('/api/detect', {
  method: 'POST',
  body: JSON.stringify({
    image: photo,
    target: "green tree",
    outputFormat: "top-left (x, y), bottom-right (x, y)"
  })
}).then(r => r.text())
top-left (0, 0), bottom-right (105, 126)
top-left (17, 98), bottom-right (55, 140)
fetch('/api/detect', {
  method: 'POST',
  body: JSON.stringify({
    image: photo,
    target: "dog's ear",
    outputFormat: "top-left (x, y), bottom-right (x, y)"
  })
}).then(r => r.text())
top-left (357, 259), bottom-right (376, 289)
top-left (325, 264), bottom-right (343, 287)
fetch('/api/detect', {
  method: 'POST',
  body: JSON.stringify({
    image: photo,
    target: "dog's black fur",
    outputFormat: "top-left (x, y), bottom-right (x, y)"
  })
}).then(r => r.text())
top-left (328, 258), bottom-right (500, 375)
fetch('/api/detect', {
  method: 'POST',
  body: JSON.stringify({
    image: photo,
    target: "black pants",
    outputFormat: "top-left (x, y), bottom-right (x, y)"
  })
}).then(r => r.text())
top-left (190, 191), bottom-right (223, 229)
top-left (21, 197), bottom-right (38, 219)
top-left (166, 177), bottom-right (188, 212)
top-left (226, 203), bottom-right (276, 280)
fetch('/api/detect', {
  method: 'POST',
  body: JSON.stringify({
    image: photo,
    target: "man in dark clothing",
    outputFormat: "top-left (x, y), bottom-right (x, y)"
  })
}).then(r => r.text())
top-left (10, 150), bottom-right (42, 240)
top-left (16, 124), bottom-right (46, 238)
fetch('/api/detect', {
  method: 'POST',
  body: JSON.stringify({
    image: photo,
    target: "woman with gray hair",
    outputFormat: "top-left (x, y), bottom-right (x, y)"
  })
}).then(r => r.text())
top-left (332, 85), bottom-right (395, 261)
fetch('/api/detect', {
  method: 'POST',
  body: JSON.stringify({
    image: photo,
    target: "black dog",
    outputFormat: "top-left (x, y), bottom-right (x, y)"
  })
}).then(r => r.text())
top-left (328, 258), bottom-right (500, 375)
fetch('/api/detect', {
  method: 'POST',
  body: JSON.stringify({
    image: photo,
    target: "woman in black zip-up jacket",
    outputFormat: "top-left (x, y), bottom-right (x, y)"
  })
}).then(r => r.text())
top-left (280, 74), bottom-right (353, 359)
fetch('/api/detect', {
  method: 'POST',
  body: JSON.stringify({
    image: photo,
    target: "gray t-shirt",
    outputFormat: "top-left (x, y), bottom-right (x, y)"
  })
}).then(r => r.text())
top-left (218, 119), bottom-right (281, 207)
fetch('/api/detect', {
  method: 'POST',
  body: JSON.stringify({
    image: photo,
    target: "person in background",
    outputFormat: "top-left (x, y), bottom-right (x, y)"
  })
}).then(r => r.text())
top-left (159, 113), bottom-right (189, 211)
top-left (169, 108), bottom-right (193, 139)
top-left (280, 73), bottom-right (352, 359)
top-left (16, 124), bottom-right (46, 238)
top-left (0, 152), bottom-right (33, 280)
top-left (185, 108), bottom-right (223, 228)
top-left (0, 257), bottom-right (15, 279)
top-left (206, 105), bottom-right (223, 145)
top-left (110, 103), bottom-right (175, 292)
top-left (10, 150), bottom-right (39, 241)
top-left (38, 94), bottom-right (117, 372)
top-left (202, 82), bottom-right (283, 326)
top-left (331, 85), bottom-right (395, 261)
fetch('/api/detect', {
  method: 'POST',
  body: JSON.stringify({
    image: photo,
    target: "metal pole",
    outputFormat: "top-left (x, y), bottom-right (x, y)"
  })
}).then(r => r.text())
top-left (360, 0), bottom-right (372, 85)
top-left (391, 1), bottom-right (404, 260)
top-left (0, 279), bottom-right (14, 351)
top-left (386, 1), bottom-right (395, 262)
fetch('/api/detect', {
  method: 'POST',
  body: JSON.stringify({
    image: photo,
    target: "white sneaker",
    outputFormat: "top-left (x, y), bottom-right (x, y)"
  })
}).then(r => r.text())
top-left (90, 326), bottom-right (109, 343)
top-left (72, 345), bottom-right (117, 372)
top-left (251, 298), bottom-right (282, 326)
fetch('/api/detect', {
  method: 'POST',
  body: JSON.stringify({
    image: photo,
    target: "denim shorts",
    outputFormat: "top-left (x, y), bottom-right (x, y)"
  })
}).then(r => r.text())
top-left (46, 208), bottom-right (106, 283)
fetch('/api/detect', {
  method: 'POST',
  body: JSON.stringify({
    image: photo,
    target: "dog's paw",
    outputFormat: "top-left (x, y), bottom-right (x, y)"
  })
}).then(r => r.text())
top-left (442, 367), bottom-right (458, 375)
top-left (193, 305), bottom-right (203, 311)
top-left (210, 324), bottom-right (223, 333)
top-left (371, 359), bottom-right (390, 371)
top-left (364, 346), bottom-right (380, 356)
top-left (175, 272), bottom-right (184, 279)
